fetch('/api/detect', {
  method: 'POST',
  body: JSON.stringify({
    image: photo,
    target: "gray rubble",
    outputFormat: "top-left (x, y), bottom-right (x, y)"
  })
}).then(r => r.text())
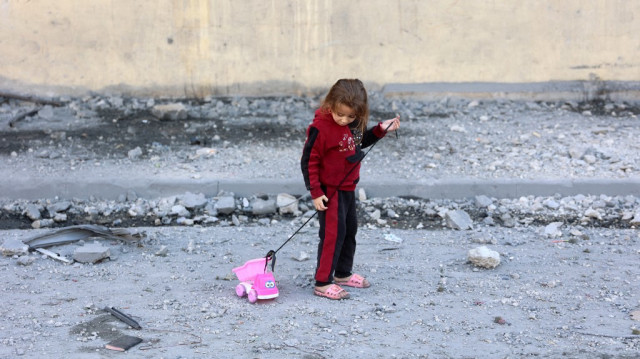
top-left (2, 190), bottom-right (638, 238)
top-left (1, 94), bottom-right (640, 358)
top-left (73, 242), bottom-right (110, 263)
top-left (0, 238), bottom-right (29, 256)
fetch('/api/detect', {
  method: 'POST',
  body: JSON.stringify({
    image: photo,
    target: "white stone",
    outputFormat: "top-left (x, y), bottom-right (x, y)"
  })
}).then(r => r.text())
top-left (277, 193), bottom-right (299, 215)
top-left (358, 188), bottom-right (367, 202)
top-left (292, 251), bottom-right (310, 262)
top-left (468, 246), bottom-right (500, 269)
top-left (155, 246), bottom-right (168, 257)
top-left (544, 222), bottom-right (563, 238)
top-left (171, 204), bottom-right (191, 217)
top-left (1, 238), bottom-right (29, 256)
top-left (584, 208), bottom-right (602, 220)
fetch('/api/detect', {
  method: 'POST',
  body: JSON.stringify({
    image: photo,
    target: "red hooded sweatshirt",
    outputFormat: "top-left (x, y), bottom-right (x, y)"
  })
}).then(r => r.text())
top-left (301, 108), bottom-right (386, 199)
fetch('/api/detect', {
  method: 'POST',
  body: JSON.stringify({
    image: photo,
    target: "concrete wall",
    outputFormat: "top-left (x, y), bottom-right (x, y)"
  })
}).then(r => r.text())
top-left (1, 0), bottom-right (638, 98)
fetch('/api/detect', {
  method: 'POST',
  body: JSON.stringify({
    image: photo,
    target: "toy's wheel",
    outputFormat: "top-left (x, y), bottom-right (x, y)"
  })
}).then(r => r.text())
top-left (248, 289), bottom-right (258, 303)
top-left (236, 284), bottom-right (246, 297)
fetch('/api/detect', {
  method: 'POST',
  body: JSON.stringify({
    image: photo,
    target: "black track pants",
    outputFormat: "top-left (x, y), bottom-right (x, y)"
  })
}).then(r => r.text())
top-left (315, 188), bottom-right (357, 287)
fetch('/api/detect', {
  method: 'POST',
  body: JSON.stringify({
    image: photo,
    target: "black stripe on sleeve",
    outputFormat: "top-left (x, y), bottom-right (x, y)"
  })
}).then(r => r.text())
top-left (301, 126), bottom-right (320, 190)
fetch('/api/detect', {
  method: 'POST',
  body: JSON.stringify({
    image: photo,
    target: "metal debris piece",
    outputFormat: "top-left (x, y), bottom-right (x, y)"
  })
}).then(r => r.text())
top-left (104, 307), bottom-right (142, 329)
top-left (23, 225), bottom-right (145, 249)
top-left (35, 248), bottom-right (72, 264)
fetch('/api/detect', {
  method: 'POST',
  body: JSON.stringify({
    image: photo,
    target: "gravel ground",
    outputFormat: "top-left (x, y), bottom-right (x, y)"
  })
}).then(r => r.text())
top-left (1, 93), bottom-right (640, 358)
top-left (1, 225), bottom-right (639, 359)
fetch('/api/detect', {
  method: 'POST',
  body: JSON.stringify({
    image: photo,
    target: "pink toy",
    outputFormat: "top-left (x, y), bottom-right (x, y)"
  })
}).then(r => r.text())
top-left (233, 257), bottom-right (279, 303)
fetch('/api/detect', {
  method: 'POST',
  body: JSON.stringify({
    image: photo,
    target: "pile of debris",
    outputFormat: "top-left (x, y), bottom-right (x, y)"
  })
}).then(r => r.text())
top-left (1, 190), bottom-right (639, 232)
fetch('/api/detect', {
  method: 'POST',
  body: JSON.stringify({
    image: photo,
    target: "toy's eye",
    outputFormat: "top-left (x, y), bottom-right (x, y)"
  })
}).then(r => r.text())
top-left (265, 281), bottom-right (275, 288)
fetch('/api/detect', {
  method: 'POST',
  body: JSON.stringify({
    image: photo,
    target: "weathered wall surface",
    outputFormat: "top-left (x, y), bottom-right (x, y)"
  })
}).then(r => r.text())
top-left (0, 0), bottom-right (638, 98)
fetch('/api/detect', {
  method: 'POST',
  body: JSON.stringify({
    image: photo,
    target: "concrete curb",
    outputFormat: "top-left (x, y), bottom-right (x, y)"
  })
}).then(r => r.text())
top-left (382, 81), bottom-right (640, 102)
top-left (3, 177), bottom-right (639, 201)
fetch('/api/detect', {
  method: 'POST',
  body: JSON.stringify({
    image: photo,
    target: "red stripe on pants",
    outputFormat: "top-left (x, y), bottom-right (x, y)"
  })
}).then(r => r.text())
top-left (315, 188), bottom-right (357, 284)
top-left (316, 195), bottom-right (338, 283)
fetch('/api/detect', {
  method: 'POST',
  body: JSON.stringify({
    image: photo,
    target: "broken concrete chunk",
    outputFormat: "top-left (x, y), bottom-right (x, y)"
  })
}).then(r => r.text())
top-left (468, 246), bottom-right (501, 269)
top-left (31, 219), bottom-right (54, 229)
top-left (1, 238), bottom-right (29, 256)
top-left (151, 103), bottom-right (188, 121)
top-left (73, 242), bottom-right (110, 263)
top-left (215, 196), bottom-right (236, 215)
top-left (474, 195), bottom-right (493, 208)
top-left (277, 193), bottom-right (298, 215)
top-left (544, 222), bottom-right (563, 238)
top-left (179, 192), bottom-right (207, 209)
top-left (170, 205), bottom-right (191, 218)
top-left (445, 210), bottom-right (473, 230)
top-left (47, 201), bottom-right (72, 214)
top-left (23, 204), bottom-right (42, 220)
top-left (251, 198), bottom-right (277, 215)
top-left (155, 245), bottom-right (168, 257)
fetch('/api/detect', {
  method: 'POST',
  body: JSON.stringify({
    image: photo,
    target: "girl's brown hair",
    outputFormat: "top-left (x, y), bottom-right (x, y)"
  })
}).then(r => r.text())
top-left (321, 79), bottom-right (370, 134)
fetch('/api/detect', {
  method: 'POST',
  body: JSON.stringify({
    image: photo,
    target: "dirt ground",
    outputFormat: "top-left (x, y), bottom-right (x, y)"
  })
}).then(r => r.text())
top-left (1, 223), bottom-right (639, 359)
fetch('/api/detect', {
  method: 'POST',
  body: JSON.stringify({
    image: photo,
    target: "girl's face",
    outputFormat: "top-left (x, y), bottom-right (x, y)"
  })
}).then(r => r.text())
top-left (330, 103), bottom-right (357, 127)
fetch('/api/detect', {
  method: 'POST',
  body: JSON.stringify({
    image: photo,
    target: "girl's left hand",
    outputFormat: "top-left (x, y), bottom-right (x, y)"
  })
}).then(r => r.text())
top-left (381, 115), bottom-right (400, 132)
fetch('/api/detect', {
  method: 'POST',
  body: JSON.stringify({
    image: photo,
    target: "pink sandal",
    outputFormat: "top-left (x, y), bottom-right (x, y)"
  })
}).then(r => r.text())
top-left (314, 284), bottom-right (350, 300)
top-left (334, 274), bottom-right (370, 288)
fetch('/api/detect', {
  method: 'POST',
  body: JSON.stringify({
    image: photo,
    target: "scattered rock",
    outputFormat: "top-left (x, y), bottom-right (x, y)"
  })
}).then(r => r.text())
top-left (277, 193), bottom-right (298, 215)
top-left (47, 201), bottom-right (72, 213)
top-left (475, 195), bottom-right (493, 208)
top-left (170, 205), bottom-right (191, 218)
top-left (445, 210), bottom-right (473, 230)
top-left (251, 198), bottom-right (277, 215)
top-left (292, 251), bottom-right (310, 262)
top-left (23, 204), bottom-right (42, 220)
top-left (155, 246), bottom-right (169, 257)
top-left (179, 192), bottom-right (207, 209)
top-left (32, 219), bottom-right (55, 229)
top-left (151, 103), bottom-right (188, 121)
top-left (73, 242), bottom-right (110, 263)
top-left (17, 255), bottom-right (36, 266)
top-left (215, 195), bottom-right (236, 215)
top-left (544, 222), bottom-right (563, 238)
top-left (468, 246), bottom-right (500, 269)
top-left (1, 238), bottom-right (29, 256)
top-left (128, 146), bottom-right (143, 160)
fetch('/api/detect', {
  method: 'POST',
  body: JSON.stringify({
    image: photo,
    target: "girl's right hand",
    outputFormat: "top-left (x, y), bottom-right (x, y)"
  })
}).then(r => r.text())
top-left (313, 195), bottom-right (329, 211)
top-left (381, 115), bottom-right (400, 133)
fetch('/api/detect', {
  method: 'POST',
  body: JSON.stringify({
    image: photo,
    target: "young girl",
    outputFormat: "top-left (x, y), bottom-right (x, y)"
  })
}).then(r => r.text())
top-left (300, 79), bottom-right (400, 300)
